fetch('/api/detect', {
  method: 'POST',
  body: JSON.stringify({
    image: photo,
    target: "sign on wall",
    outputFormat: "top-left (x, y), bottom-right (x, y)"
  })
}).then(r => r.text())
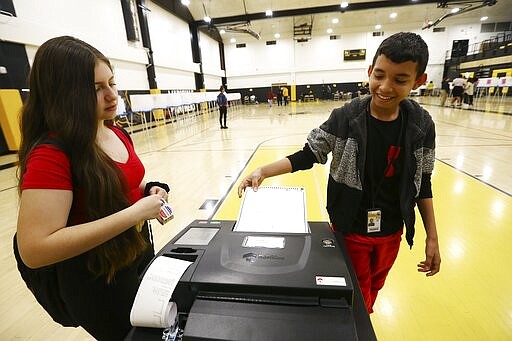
top-left (343, 49), bottom-right (366, 61)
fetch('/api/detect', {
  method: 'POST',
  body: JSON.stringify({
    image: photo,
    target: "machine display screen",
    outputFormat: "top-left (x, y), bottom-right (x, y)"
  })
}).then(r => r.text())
top-left (175, 228), bottom-right (219, 245)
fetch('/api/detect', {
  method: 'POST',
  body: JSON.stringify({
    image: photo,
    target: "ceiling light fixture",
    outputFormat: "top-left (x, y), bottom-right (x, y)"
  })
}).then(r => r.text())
top-left (266, 9), bottom-right (273, 17)
top-left (375, 24), bottom-right (382, 30)
top-left (327, 28), bottom-right (333, 34)
top-left (389, 12), bottom-right (397, 19)
top-left (332, 18), bottom-right (339, 24)
top-left (340, 1), bottom-right (349, 9)
top-left (181, 0), bottom-right (190, 6)
top-left (480, 16), bottom-right (488, 21)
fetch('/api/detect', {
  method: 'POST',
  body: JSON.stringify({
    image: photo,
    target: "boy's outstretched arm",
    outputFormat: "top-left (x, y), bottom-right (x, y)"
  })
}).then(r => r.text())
top-left (237, 158), bottom-right (293, 197)
top-left (416, 198), bottom-right (441, 276)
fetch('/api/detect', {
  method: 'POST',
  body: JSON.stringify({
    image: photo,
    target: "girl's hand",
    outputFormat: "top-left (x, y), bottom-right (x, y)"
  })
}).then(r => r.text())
top-left (133, 194), bottom-right (164, 221)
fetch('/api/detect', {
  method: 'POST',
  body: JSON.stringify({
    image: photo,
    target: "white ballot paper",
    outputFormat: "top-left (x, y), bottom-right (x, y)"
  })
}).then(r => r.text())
top-left (130, 256), bottom-right (192, 328)
top-left (234, 186), bottom-right (309, 233)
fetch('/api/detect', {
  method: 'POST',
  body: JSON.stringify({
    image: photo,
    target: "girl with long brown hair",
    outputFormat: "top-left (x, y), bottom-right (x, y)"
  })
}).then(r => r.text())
top-left (14, 36), bottom-right (168, 340)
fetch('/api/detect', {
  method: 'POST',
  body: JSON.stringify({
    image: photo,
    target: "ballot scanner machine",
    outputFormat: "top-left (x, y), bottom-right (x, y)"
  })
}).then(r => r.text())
top-left (126, 220), bottom-right (376, 341)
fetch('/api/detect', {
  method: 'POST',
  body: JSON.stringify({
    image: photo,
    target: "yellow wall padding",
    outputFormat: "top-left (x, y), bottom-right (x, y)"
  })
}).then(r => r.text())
top-left (0, 89), bottom-right (22, 151)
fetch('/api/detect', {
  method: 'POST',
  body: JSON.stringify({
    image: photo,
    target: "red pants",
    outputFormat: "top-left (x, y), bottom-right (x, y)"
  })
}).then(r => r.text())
top-left (343, 230), bottom-right (402, 313)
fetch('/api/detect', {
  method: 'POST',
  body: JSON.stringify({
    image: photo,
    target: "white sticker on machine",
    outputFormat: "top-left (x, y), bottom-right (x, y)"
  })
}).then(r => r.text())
top-left (315, 276), bottom-right (346, 286)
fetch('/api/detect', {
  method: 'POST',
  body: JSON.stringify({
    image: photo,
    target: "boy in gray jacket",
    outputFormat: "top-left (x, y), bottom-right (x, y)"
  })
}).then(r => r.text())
top-left (238, 32), bottom-right (441, 313)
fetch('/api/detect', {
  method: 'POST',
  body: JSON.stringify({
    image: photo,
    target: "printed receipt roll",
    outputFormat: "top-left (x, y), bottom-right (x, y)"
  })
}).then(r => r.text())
top-left (130, 256), bottom-right (192, 328)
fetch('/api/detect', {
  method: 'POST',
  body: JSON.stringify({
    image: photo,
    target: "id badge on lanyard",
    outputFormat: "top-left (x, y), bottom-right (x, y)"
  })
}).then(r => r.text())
top-left (367, 209), bottom-right (382, 233)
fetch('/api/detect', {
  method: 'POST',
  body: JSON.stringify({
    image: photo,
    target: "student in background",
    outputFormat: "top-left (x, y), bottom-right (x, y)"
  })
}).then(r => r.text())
top-left (276, 88), bottom-right (283, 106)
top-left (464, 78), bottom-right (475, 108)
top-left (238, 32), bottom-right (441, 314)
top-left (266, 89), bottom-right (275, 107)
top-left (440, 77), bottom-right (450, 106)
top-left (14, 36), bottom-right (169, 340)
top-left (425, 81), bottom-right (434, 96)
top-left (217, 85), bottom-right (228, 129)
top-left (451, 76), bottom-right (466, 107)
top-left (282, 86), bottom-right (289, 106)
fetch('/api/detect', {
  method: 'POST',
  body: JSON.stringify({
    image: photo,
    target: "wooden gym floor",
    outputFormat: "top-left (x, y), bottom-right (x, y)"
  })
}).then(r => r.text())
top-left (0, 94), bottom-right (511, 340)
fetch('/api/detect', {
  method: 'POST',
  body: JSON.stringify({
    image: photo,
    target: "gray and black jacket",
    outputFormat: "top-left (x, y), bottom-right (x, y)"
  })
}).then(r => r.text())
top-left (287, 96), bottom-right (435, 247)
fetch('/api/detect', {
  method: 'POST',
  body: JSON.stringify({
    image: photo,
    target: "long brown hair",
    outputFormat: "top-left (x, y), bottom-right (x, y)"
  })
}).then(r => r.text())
top-left (18, 36), bottom-right (148, 283)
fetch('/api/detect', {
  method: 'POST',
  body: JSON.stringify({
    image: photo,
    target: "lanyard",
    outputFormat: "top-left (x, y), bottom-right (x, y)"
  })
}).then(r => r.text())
top-left (366, 106), bottom-right (404, 208)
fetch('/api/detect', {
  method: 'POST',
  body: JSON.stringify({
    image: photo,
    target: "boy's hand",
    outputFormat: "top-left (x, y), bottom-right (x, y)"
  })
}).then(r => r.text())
top-left (237, 168), bottom-right (265, 197)
top-left (417, 238), bottom-right (441, 276)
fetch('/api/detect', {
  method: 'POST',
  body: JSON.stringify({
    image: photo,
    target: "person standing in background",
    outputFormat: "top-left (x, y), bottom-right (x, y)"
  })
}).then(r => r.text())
top-left (217, 86), bottom-right (228, 129)
top-left (276, 88), bottom-right (283, 106)
top-left (282, 86), bottom-right (289, 106)
top-left (266, 89), bottom-right (275, 107)
top-left (14, 36), bottom-right (169, 340)
top-left (450, 76), bottom-right (466, 107)
top-left (440, 77), bottom-right (450, 106)
top-left (426, 81), bottom-right (434, 96)
top-left (464, 78), bottom-right (475, 108)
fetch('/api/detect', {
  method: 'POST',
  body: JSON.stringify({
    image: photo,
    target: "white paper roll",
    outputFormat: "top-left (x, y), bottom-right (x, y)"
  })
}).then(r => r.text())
top-left (130, 256), bottom-right (192, 328)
